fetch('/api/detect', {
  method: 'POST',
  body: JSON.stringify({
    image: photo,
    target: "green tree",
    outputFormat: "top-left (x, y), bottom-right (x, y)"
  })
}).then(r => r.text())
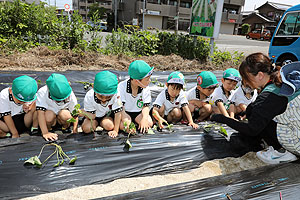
top-left (87, 3), bottom-right (107, 21)
top-left (241, 23), bottom-right (251, 35)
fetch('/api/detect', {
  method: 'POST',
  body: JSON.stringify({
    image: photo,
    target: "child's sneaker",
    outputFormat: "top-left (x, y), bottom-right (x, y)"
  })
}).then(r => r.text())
top-left (61, 127), bottom-right (72, 134)
top-left (180, 120), bottom-right (188, 125)
top-left (256, 146), bottom-right (297, 164)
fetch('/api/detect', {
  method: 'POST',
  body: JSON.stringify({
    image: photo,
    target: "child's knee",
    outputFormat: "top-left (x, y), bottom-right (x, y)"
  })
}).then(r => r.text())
top-left (82, 122), bottom-right (92, 133)
top-left (203, 104), bottom-right (212, 113)
top-left (82, 125), bottom-right (92, 133)
top-left (58, 110), bottom-right (71, 121)
top-left (101, 118), bottom-right (114, 131)
top-left (170, 108), bottom-right (182, 120)
top-left (45, 115), bottom-right (55, 124)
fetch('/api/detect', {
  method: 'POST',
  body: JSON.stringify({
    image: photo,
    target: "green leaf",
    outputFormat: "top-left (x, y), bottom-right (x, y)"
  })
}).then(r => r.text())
top-left (219, 126), bottom-right (228, 137)
top-left (24, 156), bottom-right (42, 168)
top-left (67, 118), bottom-right (76, 123)
top-left (203, 124), bottom-right (214, 133)
top-left (167, 123), bottom-right (174, 132)
top-left (126, 139), bottom-right (132, 148)
top-left (123, 139), bottom-right (132, 152)
top-left (74, 104), bottom-right (81, 110)
top-left (69, 156), bottom-right (77, 165)
top-left (24, 156), bottom-right (36, 165)
top-left (147, 128), bottom-right (155, 135)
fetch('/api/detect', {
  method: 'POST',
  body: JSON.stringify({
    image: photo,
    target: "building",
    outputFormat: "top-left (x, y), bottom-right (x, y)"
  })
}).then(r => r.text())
top-left (76, 0), bottom-right (244, 34)
top-left (242, 2), bottom-right (292, 34)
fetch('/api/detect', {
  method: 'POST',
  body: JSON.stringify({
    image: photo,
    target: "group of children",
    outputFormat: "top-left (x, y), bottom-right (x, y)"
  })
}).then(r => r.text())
top-left (0, 60), bottom-right (258, 141)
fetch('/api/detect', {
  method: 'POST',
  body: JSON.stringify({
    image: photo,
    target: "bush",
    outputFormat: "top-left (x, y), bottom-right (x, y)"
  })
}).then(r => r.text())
top-left (157, 32), bottom-right (179, 55)
top-left (211, 50), bottom-right (244, 66)
top-left (241, 24), bottom-right (251, 35)
top-left (105, 30), bottom-right (210, 61)
top-left (0, 0), bottom-right (87, 52)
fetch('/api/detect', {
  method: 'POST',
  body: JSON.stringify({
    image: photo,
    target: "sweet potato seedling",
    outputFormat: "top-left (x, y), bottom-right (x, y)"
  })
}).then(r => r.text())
top-left (24, 143), bottom-right (77, 168)
top-left (76, 81), bottom-right (94, 91)
top-left (122, 122), bottom-right (137, 152)
top-left (203, 124), bottom-right (230, 141)
top-left (68, 104), bottom-right (95, 136)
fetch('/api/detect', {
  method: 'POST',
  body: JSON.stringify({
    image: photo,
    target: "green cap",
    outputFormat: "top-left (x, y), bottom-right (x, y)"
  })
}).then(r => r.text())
top-left (197, 71), bottom-right (218, 88)
top-left (128, 60), bottom-right (154, 80)
top-left (12, 75), bottom-right (38, 102)
top-left (223, 68), bottom-right (241, 82)
top-left (46, 73), bottom-right (72, 101)
top-left (94, 71), bottom-right (118, 95)
top-left (167, 71), bottom-right (185, 85)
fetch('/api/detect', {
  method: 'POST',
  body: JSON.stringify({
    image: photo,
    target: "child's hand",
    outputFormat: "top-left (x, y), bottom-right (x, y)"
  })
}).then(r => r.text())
top-left (158, 117), bottom-right (167, 129)
top-left (12, 134), bottom-right (20, 138)
top-left (43, 132), bottom-right (58, 141)
top-left (108, 130), bottom-right (118, 138)
top-left (139, 118), bottom-right (150, 133)
top-left (188, 122), bottom-right (199, 129)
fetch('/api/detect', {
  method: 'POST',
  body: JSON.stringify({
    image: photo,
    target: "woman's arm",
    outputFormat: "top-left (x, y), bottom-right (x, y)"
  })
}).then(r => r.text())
top-left (211, 92), bottom-right (288, 136)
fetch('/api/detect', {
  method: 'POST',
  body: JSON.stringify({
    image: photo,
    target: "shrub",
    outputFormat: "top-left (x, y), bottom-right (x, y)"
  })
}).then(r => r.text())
top-left (241, 24), bottom-right (251, 35)
top-left (211, 50), bottom-right (244, 66)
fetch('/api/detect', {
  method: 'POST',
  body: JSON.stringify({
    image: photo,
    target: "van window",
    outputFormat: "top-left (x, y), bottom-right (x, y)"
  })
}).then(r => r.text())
top-left (277, 12), bottom-right (300, 36)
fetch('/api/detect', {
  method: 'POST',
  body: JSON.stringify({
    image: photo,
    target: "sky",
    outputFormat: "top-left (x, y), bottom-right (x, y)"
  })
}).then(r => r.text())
top-left (243, 0), bottom-right (299, 11)
top-left (41, 0), bottom-right (73, 10)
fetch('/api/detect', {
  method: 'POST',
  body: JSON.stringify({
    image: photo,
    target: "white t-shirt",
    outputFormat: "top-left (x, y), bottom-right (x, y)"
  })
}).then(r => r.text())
top-left (36, 85), bottom-right (77, 115)
top-left (153, 88), bottom-right (188, 115)
top-left (0, 87), bottom-right (24, 117)
top-left (186, 86), bottom-right (210, 102)
top-left (209, 85), bottom-right (235, 110)
top-left (84, 89), bottom-right (123, 118)
top-left (118, 79), bottom-right (151, 112)
top-left (229, 86), bottom-right (258, 106)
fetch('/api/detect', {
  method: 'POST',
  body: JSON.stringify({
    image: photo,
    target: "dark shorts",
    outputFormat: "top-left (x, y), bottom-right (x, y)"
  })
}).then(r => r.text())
top-left (1, 113), bottom-right (30, 134)
top-left (125, 111), bottom-right (141, 122)
top-left (95, 112), bottom-right (115, 125)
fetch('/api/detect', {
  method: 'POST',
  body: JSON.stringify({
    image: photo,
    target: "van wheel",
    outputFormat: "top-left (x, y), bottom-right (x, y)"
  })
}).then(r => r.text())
top-left (277, 55), bottom-right (298, 66)
top-left (246, 35), bottom-right (250, 39)
top-left (260, 37), bottom-right (264, 41)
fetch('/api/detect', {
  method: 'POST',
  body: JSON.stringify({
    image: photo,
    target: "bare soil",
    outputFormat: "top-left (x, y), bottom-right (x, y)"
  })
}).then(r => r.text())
top-left (0, 47), bottom-right (235, 72)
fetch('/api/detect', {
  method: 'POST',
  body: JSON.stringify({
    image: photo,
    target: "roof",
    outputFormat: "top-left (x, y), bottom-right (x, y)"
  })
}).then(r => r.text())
top-left (256, 1), bottom-right (293, 11)
top-left (245, 12), bottom-right (275, 23)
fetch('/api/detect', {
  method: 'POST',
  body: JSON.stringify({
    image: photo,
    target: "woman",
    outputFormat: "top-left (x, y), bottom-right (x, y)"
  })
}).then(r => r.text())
top-left (211, 52), bottom-right (300, 164)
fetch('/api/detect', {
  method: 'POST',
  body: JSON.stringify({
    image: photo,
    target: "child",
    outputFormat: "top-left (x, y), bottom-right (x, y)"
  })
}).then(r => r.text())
top-left (118, 60), bottom-right (153, 133)
top-left (36, 73), bottom-right (78, 141)
top-left (152, 71), bottom-right (198, 129)
top-left (228, 81), bottom-right (258, 119)
top-left (82, 71), bottom-right (124, 138)
top-left (0, 75), bottom-right (38, 138)
top-left (186, 71), bottom-right (218, 121)
top-left (210, 68), bottom-right (241, 118)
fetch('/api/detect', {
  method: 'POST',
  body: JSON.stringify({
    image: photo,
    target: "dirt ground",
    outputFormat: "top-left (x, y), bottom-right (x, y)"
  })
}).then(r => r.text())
top-left (22, 152), bottom-right (267, 200)
top-left (0, 47), bottom-right (235, 72)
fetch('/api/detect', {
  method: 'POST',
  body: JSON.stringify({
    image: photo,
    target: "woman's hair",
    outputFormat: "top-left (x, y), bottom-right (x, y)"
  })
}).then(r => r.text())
top-left (239, 53), bottom-right (282, 87)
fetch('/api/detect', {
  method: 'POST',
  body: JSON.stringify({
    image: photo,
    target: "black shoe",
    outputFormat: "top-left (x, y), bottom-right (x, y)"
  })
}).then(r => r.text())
top-left (61, 127), bottom-right (72, 134)
top-left (29, 128), bottom-right (41, 136)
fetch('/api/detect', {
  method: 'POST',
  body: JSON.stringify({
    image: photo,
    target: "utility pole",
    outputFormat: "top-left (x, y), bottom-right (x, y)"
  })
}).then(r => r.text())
top-left (175, 0), bottom-right (180, 34)
top-left (114, 0), bottom-right (118, 30)
top-left (142, 0), bottom-right (146, 30)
